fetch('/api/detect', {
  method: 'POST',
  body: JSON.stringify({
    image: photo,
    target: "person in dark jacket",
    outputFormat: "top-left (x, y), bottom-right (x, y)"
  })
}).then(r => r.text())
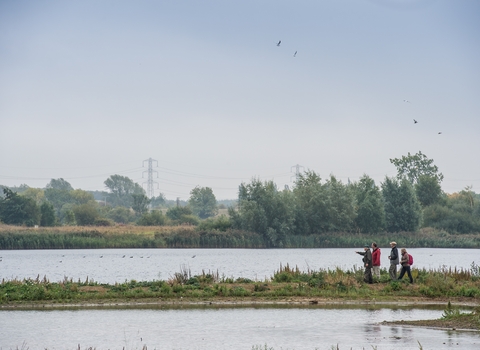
top-left (355, 245), bottom-right (373, 284)
top-left (398, 248), bottom-right (414, 283)
top-left (388, 241), bottom-right (399, 280)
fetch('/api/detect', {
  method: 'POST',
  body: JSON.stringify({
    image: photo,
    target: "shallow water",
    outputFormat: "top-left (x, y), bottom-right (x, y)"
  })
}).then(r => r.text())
top-left (1, 305), bottom-right (479, 350)
top-left (0, 248), bottom-right (478, 283)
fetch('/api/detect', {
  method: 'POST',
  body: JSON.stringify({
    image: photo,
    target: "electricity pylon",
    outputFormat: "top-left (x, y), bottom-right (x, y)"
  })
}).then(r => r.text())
top-left (142, 158), bottom-right (159, 198)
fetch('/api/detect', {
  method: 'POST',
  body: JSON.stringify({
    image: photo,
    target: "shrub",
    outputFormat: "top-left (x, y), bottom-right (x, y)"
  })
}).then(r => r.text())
top-left (94, 218), bottom-right (113, 226)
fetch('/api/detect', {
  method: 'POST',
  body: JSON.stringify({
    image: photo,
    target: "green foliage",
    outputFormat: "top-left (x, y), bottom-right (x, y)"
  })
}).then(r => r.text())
top-left (0, 188), bottom-right (40, 226)
top-left (293, 172), bottom-right (356, 234)
top-left (46, 178), bottom-right (73, 191)
top-left (166, 206), bottom-right (199, 225)
top-left (93, 218), bottom-right (114, 226)
top-left (131, 193), bottom-right (150, 217)
top-left (188, 186), bottom-right (218, 219)
top-left (104, 174), bottom-right (145, 208)
top-left (390, 151), bottom-right (444, 184)
top-left (106, 206), bottom-right (135, 224)
top-left (197, 215), bottom-right (232, 231)
top-left (137, 210), bottom-right (166, 226)
top-left (382, 177), bottom-right (422, 232)
top-left (73, 203), bottom-right (100, 225)
top-left (422, 190), bottom-right (480, 234)
top-left (234, 178), bottom-right (296, 246)
top-left (415, 175), bottom-right (443, 207)
top-left (40, 202), bottom-right (56, 227)
top-left (352, 175), bottom-right (385, 233)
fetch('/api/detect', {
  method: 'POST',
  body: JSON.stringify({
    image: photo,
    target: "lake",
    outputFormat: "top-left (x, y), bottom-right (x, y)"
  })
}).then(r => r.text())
top-left (0, 248), bottom-right (478, 284)
top-left (1, 304), bottom-right (479, 350)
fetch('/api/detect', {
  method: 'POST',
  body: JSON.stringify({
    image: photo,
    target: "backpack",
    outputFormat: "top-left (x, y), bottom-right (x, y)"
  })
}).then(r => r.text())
top-left (408, 254), bottom-right (413, 265)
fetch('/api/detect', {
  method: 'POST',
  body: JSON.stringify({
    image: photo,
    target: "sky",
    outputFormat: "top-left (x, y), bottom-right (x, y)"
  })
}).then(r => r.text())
top-left (1, 0), bottom-right (479, 200)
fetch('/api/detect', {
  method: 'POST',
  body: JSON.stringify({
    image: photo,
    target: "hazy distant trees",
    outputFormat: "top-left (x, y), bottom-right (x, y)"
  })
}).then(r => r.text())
top-left (104, 175), bottom-right (145, 208)
top-left (188, 187), bottom-right (218, 219)
top-left (40, 202), bottom-right (56, 226)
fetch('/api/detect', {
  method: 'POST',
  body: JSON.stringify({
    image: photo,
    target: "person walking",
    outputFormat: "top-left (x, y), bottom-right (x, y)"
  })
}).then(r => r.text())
top-left (371, 242), bottom-right (381, 280)
top-left (388, 241), bottom-right (399, 280)
top-left (355, 245), bottom-right (373, 284)
top-left (398, 248), bottom-right (414, 283)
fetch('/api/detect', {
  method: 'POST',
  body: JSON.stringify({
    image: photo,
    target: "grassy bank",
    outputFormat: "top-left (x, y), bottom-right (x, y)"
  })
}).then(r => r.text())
top-left (1, 265), bottom-right (479, 310)
top-left (1, 224), bottom-right (480, 249)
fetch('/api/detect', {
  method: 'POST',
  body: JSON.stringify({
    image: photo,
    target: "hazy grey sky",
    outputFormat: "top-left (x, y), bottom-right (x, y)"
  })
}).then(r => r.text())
top-left (1, 0), bottom-right (479, 200)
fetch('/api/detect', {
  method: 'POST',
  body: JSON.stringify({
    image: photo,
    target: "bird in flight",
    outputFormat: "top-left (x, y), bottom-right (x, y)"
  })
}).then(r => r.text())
top-left (403, 99), bottom-right (410, 103)
top-left (277, 40), bottom-right (281, 46)
top-left (438, 132), bottom-right (442, 134)
top-left (294, 51), bottom-right (297, 57)
top-left (413, 119), bottom-right (418, 124)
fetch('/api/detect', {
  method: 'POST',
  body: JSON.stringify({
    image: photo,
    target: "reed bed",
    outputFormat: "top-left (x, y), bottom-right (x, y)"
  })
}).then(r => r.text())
top-left (1, 224), bottom-right (480, 249)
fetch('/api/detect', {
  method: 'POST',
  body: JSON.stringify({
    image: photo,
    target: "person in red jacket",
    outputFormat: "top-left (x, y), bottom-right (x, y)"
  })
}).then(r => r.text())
top-left (371, 242), bottom-right (381, 280)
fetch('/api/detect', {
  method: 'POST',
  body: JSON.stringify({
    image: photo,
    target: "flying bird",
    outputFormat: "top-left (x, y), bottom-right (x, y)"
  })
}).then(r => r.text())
top-left (403, 100), bottom-right (410, 103)
top-left (438, 132), bottom-right (442, 134)
top-left (276, 40), bottom-right (281, 46)
top-left (413, 119), bottom-right (418, 124)
top-left (192, 255), bottom-right (196, 258)
top-left (294, 51), bottom-right (297, 57)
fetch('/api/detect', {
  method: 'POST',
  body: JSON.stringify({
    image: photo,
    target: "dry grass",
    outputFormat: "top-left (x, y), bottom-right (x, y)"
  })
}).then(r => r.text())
top-left (0, 223), bottom-right (196, 236)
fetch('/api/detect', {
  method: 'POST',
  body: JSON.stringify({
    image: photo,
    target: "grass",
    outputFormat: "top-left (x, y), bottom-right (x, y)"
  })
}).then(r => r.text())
top-left (1, 264), bottom-right (479, 307)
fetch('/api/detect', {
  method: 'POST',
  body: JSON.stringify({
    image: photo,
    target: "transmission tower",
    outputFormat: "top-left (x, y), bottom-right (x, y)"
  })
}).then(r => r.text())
top-left (142, 158), bottom-right (159, 198)
top-left (291, 164), bottom-right (304, 183)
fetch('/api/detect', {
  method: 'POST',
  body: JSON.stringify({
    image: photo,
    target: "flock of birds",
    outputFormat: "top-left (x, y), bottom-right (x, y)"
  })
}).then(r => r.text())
top-left (277, 39), bottom-right (443, 135)
top-left (276, 40), bottom-right (297, 57)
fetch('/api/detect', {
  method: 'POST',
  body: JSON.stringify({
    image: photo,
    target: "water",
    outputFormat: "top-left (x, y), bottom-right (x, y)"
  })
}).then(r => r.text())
top-left (0, 248), bottom-right (478, 284)
top-left (0, 305), bottom-right (479, 350)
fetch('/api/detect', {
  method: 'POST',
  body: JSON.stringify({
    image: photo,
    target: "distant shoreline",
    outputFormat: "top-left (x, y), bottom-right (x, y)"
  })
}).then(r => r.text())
top-left (1, 224), bottom-right (480, 249)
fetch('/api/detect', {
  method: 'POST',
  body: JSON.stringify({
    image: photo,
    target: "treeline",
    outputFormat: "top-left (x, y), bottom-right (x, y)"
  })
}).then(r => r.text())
top-left (1, 152), bottom-right (480, 248)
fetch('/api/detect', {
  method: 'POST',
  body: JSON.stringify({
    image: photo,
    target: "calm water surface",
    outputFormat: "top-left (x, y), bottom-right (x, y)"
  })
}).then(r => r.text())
top-left (1, 305), bottom-right (479, 350)
top-left (0, 248), bottom-right (478, 283)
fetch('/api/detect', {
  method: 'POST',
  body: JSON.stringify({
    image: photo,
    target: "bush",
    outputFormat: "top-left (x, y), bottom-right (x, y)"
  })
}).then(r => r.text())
top-left (137, 210), bottom-right (166, 226)
top-left (197, 215), bottom-right (232, 231)
top-left (94, 218), bottom-right (114, 226)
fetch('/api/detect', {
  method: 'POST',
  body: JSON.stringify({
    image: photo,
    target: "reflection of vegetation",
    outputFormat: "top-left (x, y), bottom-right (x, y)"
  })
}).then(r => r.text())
top-left (1, 265), bottom-right (479, 306)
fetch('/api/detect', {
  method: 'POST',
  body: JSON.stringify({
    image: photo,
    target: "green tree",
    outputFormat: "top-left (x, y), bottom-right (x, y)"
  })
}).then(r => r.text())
top-left (0, 188), bottom-right (40, 226)
top-left (233, 178), bottom-right (295, 246)
top-left (150, 194), bottom-right (166, 208)
top-left (132, 193), bottom-right (150, 217)
top-left (21, 188), bottom-right (45, 205)
top-left (40, 202), bottom-right (56, 226)
top-left (382, 177), bottom-right (422, 232)
top-left (72, 203), bottom-right (99, 225)
top-left (137, 210), bottom-right (166, 226)
top-left (46, 178), bottom-right (74, 191)
top-left (188, 186), bottom-right (218, 219)
top-left (107, 206), bottom-right (134, 224)
top-left (352, 175), bottom-right (385, 233)
top-left (104, 175), bottom-right (145, 207)
top-left (293, 172), bottom-right (355, 234)
top-left (415, 175), bottom-right (443, 207)
top-left (390, 151), bottom-right (444, 184)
